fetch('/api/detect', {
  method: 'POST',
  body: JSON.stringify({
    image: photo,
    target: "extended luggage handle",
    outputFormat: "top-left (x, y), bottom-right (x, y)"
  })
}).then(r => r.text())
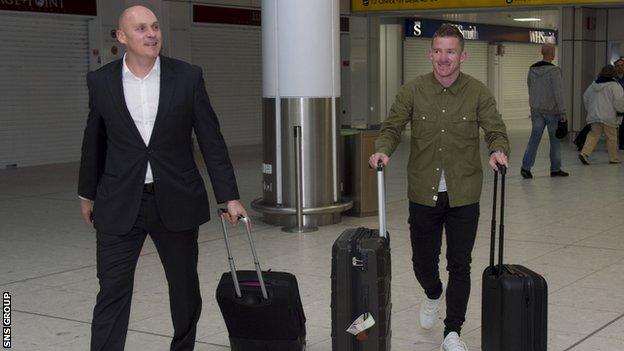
top-left (218, 209), bottom-right (268, 300)
top-left (377, 161), bottom-right (387, 239)
top-left (489, 165), bottom-right (506, 276)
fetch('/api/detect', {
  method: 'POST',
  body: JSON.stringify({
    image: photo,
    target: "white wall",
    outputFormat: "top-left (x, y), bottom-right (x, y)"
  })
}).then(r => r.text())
top-left (164, 1), bottom-right (192, 62)
top-left (348, 16), bottom-right (371, 127)
top-left (560, 7), bottom-right (609, 130)
top-left (368, 16), bottom-right (381, 126)
top-left (607, 8), bottom-right (624, 41)
top-left (0, 13), bottom-right (91, 167)
top-left (379, 22), bottom-right (402, 121)
top-left (496, 42), bottom-right (556, 120)
top-left (607, 9), bottom-right (624, 64)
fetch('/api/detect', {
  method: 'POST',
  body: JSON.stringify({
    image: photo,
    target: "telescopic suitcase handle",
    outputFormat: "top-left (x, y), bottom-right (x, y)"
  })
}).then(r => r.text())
top-left (376, 161), bottom-right (387, 239)
top-left (218, 209), bottom-right (268, 300)
top-left (489, 165), bottom-right (506, 276)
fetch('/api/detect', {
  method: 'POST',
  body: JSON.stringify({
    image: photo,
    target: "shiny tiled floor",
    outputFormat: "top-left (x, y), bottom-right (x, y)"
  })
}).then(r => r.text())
top-left (2, 119), bottom-right (624, 350)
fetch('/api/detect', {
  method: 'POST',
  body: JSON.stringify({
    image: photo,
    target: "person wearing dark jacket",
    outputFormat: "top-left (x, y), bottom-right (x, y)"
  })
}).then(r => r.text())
top-left (614, 58), bottom-right (624, 149)
top-left (78, 6), bottom-right (247, 350)
top-left (579, 64), bottom-right (624, 165)
top-left (520, 44), bottom-right (569, 179)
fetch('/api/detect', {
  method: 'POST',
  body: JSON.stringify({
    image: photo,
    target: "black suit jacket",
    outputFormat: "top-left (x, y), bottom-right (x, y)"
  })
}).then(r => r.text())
top-left (78, 56), bottom-right (240, 234)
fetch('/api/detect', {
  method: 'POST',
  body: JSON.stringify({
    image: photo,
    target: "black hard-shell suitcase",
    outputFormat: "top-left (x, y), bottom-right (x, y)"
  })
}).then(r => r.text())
top-left (331, 163), bottom-right (391, 351)
top-left (482, 167), bottom-right (548, 351)
top-left (215, 210), bottom-right (306, 351)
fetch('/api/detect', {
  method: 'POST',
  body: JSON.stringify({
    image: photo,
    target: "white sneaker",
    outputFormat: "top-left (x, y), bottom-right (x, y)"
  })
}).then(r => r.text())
top-left (440, 332), bottom-right (468, 351)
top-left (419, 283), bottom-right (444, 329)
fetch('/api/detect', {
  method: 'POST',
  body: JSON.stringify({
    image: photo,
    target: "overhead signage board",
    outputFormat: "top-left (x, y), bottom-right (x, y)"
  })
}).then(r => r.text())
top-left (0, 0), bottom-right (96, 16)
top-left (353, 0), bottom-right (624, 12)
top-left (406, 18), bottom-right (557, 44)
top-left (193, 5), bottom-right (261, 26)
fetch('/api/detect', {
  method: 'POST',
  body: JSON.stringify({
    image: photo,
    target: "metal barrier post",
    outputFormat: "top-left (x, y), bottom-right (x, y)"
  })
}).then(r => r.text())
top-left (283, 126), bottom-right (318, 233)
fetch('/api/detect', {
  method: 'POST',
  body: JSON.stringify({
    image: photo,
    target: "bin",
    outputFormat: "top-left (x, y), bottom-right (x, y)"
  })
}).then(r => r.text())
top-left (341, 129), bottom-right (380, 217)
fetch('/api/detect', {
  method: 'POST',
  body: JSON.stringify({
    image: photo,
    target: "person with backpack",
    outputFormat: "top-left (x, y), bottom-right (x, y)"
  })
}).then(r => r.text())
top-left (614, 58), bottom-right (624, 150)
top-left (579, 64), bottom-right (624, 165)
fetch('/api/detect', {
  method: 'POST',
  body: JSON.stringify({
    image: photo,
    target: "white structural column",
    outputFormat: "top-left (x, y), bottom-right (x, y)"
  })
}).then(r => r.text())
top-left (256, 0), bottom-right (348, 227)
top-left (262, 0), bottom-right (340, 203)
top-left (262, 0), bottom-right (340, 98)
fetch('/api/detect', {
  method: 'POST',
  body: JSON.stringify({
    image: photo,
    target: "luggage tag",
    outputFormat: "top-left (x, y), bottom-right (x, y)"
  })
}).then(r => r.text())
top-left (346, 312), bottom-right (376, 340)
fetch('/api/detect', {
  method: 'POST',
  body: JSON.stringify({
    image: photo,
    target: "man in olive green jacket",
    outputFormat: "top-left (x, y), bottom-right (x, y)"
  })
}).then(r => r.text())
top-left (369, 25), bottom-right (509, 351)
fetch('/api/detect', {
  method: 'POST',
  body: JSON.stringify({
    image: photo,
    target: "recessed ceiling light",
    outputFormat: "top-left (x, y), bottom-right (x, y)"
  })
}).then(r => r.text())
top-left (513, 18), bottom-right (541, 22)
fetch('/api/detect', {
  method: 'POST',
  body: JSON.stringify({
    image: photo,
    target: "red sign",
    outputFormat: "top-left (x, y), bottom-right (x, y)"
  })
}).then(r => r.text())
top-left (193, 5), bottom-right (260, 26)
top-left (0, 0), bottom-right (96, 16)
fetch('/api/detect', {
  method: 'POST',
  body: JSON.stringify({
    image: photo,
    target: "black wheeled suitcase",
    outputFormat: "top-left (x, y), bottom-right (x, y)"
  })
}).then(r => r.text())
top-left (482, 166), bottom-right (548, 351)
top-left (215, 210), bottom-right (306, 351)
top-left (331, 162), bottom-right (391, 351)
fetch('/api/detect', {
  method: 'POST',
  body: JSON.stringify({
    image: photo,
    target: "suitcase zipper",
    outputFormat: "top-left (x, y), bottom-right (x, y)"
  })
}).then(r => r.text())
top-left (507, 266), bottom-right (531, 350)
top-left (525, 274), bottom-right (533, 350)
top-left (516, 266), bottom-right (536, 351)
top-left (349, 229), bottom-right (365, 350)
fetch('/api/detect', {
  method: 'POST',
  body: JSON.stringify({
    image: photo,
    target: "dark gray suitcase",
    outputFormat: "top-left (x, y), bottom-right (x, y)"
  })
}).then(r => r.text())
top-left (481, 166), bottom-right (548, 351)
top-left (331, 163), bottom-right (391, 351)
top-left (215, 210), bottom-right (306, 351)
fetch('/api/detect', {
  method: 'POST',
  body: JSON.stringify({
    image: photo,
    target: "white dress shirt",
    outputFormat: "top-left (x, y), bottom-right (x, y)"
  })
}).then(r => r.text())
top-left (122, 54), bottom-right (161, 183)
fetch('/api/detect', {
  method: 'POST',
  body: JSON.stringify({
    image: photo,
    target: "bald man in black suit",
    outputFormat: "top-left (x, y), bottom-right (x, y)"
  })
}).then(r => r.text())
top-left (78, 6), bottom-right (246, 350)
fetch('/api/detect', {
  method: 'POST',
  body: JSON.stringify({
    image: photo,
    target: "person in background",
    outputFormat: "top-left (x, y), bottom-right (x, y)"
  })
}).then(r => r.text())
top-left (369, 24), bottom-right (509, 351)
top-left (579, 64), bottom-right (624, 165)
top-left (613, 58), bottom-right (624, 150)
top-left (520, 44), bottom-right (569, 179)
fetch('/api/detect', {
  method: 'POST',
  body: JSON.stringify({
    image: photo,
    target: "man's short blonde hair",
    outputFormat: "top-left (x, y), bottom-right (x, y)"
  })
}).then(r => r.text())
top-left (432, 24), bottom-right (465, 50)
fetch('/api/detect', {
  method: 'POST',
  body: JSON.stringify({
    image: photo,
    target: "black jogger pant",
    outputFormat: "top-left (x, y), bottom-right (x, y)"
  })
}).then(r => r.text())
top-left (409, 192), bottom-right (479, 337)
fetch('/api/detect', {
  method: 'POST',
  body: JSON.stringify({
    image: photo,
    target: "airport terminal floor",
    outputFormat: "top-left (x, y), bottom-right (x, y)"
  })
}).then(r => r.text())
top-left (2, 118), bottom-right (624, 350)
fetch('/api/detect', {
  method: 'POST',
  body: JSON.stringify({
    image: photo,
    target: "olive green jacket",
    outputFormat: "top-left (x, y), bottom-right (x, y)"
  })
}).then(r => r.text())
top-left (375, 72), bottom-right (509, 208)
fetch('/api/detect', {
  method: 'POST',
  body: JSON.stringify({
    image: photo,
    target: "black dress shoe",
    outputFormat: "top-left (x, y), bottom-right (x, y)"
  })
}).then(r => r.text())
top-left (550, 170), bottom-right (569, 177)
top-left (578, 154), bottom-right (590, 165)
top-left (520, 169), bottom-right (533, 179)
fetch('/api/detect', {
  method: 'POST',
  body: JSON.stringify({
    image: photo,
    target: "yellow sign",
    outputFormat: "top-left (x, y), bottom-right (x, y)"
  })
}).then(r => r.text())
top-left (352, 0), bottom-right (624, 12)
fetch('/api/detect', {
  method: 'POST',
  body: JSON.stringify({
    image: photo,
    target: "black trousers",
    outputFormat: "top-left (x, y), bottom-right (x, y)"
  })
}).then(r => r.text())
top-left (90, 188), bottom-right (202, 351)
top-left (409, 192), bottom-right (479, 336)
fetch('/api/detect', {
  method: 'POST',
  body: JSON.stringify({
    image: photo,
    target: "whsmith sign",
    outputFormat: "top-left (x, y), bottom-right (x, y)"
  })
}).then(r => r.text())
top-left (406, 18), bottom-right (557, 44)
top-left (0, 0), bottom-right (96, 16)
top-left (353, 0), bottom-right (624, 12)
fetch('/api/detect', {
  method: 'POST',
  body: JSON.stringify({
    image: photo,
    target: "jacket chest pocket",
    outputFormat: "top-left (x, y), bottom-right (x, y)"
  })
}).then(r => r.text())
top-left (411, 112), bottom-right (438, 139)
top-left (452, 113), bottom-right (479, 139)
